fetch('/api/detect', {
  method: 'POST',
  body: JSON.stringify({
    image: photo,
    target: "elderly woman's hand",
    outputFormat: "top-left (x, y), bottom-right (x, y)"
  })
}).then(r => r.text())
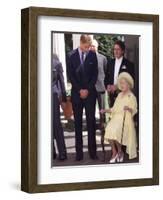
top-left (100, 109), bottom-right (106, 114)
top-left (100, 109), bottom-right (112, 114)
top-left (124, 106), bottom-right (133, 113)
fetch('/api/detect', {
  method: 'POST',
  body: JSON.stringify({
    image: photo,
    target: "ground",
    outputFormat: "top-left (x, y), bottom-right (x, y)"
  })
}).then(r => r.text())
top-left (52, 107), bottom-right (139, 167)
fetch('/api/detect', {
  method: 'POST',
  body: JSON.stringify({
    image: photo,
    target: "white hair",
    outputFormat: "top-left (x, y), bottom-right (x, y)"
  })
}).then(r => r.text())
top-left (92, 39), bottom-right (98, 48)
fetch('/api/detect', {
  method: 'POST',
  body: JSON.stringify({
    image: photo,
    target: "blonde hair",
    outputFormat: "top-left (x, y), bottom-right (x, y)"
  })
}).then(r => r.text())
top-left (92, 39), bottom-right (98, 48)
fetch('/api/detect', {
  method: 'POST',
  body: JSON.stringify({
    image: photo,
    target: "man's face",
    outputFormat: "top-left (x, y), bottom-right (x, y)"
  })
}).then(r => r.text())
top-left (114, 44), bottom-right (124, 59)
top-left (80, 42), bottom-right (90, 52)
top-left (90, 45), bottom-right (97, 52)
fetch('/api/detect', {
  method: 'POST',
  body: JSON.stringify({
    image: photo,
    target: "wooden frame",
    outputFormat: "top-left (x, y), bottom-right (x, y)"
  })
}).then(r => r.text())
top-left (21, 6), bottom-right (159, 193)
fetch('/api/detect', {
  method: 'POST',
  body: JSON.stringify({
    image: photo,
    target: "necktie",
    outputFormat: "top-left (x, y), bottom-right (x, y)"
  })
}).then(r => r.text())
top-left (81, 52), bottom-right (85, 64)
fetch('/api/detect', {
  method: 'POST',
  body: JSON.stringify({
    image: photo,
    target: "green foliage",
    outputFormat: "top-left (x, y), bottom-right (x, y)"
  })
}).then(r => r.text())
top-left (94, 34), bottom-right (122, 59)
top-left (64, 33), bottom-right (123, 59)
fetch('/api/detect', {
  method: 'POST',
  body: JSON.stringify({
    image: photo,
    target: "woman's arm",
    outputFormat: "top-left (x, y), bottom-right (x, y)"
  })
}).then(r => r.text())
top-left (124, 106), bottom-right (133, 113)
top-left (100, 108), bottom-right (112, 114)
top-left (124, 94), bottom-right (137, 116)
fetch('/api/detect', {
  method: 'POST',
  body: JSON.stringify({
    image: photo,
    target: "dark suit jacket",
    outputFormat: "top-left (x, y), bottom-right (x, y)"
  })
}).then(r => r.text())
top-left (104, 57), bottom-right (135, 86)
top-left (67, 49), bottom-right (98, 102)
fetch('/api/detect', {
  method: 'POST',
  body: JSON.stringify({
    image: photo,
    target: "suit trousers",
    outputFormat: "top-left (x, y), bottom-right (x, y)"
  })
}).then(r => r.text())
top-left (96, 91), bottom-right (105, 126)
top-left (72, 93), bottom-right (97, 159)
top-left (109, 91), bottom-right (119, 107)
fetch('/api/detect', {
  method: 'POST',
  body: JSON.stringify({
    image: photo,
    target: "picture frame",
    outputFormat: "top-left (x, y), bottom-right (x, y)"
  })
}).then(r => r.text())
top-left (21, 6), bottom-right (159, 193)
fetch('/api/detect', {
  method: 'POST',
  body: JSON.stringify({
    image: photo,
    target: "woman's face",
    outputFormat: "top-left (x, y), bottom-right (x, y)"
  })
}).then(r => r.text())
top-left (119, 78), bottom-right (130, 92)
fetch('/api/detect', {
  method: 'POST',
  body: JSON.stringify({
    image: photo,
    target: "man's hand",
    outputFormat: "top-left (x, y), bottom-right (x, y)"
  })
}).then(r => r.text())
top-left (80, 89), bottom-right (89, 99)
top-left (110, 85), bottom-right (117, 93)
top-left (107, 85), bottom-right (117, 93)
top-left (107, 85), bottom-right (112, 92)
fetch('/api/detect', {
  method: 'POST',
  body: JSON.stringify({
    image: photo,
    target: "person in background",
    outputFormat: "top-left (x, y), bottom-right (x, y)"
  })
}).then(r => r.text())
top-left (67, 35), bottom-right (98, 161)
top-left (101, 72), bottom-right (137, 163)
top-left (52, 54), bottom-right (67, 161)
top-left (90, 39), bottom-right (107, 125)
top-left (104, 40), bottom-right (135, 107)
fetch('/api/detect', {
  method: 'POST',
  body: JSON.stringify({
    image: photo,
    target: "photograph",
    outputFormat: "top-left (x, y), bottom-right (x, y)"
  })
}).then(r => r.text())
top-left (21, 7), bottom-right (159, 193)
top-left (51, 32), bottom-right (139, 167)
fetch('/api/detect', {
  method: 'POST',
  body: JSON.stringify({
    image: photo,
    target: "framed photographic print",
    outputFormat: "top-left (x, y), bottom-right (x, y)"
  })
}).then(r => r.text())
top-left (21, 7), bottom-right (159, 193)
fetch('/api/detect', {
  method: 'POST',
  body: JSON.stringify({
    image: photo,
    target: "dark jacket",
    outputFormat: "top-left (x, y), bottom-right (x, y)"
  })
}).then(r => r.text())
top-left (52, 54), bottom-right (67, 102)
top-left (67, 49), bottom-right (98, 101)
top-left (104, 57), bottom-right (135, 86)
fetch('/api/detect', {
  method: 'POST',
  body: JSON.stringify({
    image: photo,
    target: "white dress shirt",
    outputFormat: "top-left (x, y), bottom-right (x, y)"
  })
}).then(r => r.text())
top-left (114, 56), bottom-right (123, 84)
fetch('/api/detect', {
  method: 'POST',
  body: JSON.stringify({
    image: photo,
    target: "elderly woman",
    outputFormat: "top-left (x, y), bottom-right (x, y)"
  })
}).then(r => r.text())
top-left (101, 72), bottom-right (137, 163)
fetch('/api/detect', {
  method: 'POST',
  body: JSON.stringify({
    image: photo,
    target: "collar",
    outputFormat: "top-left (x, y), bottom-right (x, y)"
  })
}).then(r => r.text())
top-left (115, 56), bottom-right (123, 62)
top-left (78, 47), bottom-right (88, 55)
top-left (78, 47), bottom-right (82, 54)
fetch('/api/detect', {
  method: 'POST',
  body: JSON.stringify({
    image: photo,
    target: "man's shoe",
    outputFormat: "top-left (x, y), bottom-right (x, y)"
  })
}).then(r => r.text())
top-left (75, 155), bottom-right (83, 161)
top-left (53, 152), bottom-right (57, 160)
top-left (58, 154), bottom-right (67, 161)
top-left (90, 155), bottom-right (98, 160)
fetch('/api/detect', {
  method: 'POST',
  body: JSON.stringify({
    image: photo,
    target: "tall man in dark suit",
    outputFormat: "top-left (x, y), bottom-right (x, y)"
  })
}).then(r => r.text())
top-left (67, 35), bottom-right (98, 161)
top-left (104, 40), bottom-right (135, 107)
